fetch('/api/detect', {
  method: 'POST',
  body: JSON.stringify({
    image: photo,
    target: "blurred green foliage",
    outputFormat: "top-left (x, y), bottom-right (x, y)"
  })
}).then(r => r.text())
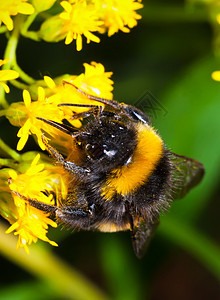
top-left (0, 0), bottom-right (220, 299)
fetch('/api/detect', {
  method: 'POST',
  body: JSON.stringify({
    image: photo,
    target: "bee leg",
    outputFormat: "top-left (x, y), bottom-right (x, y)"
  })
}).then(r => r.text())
top-left (55, 205), bottom-right (94, 230)
top-left (12, 191), bottom-right (94, 229)
top-left (12, 191), bottom-right (57, 213)
top-left (41, 134), bottom-right (90, 175)
top-left (37, 118), bottom-right (79, 136)
top-left (58, 103), bottom-right (103, 120)
top-left (41, 190), bottom-right (58, 206)
top-left (70, 108), bottom-right (102, 120)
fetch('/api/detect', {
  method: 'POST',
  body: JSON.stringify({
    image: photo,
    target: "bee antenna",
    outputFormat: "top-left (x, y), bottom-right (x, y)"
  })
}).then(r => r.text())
top-left (63, 81), bottom-right (121, 110)
top-left (37, 117), bottom-right (80, 137)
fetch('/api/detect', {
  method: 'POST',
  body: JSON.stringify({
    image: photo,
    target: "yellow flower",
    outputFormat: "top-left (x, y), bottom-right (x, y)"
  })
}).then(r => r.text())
top-left (43, 61), bottom-right (114, 125)
top-left (0, 168), bottom-right (18, 224)
top-left (43, 76), bottom-right (84, 128)
top-left (217, 14), bottom-right (220, 24)
top-left (0, 0), bottom-right (35, 31)
top-left (45, 61), bottom-right (113, 99)
top-left (6, 211), bottom-right (57, 254)
top-left (59, 0), bottom-right (103, 51)
top-left (8, 154), bottom-right (63, 200)
top-left (0, 59), bottom-right (19, 93)
top-left (211, 70), bottom-right (220, 81)
top-left (6, 154), bottom-right (69, 253)
top-left (6, 87), bottom-right (64, 151)
top-left (74, 61), bottom-right (114, 99)
top-left (97, 0), bottom-right (143, 36)
top-left (5, 62), bottom-right (114, 150)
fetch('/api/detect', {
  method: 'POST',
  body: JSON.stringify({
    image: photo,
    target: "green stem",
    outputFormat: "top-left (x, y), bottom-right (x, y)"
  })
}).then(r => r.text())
top-left (0, 89), bottom-right (8, 109)
top-left (0, 16), bottom-right (21, 108)
top-left (0, 15), bottom-right (21, 108)
top-left (3, 15), bottom-right (35, 85)
top-left (0, 158), bottom-right (17, 168)
top-left (21, 12), bottom-right (40, 41)
top-left (0, 139), bottom-right (20, 161)
top-left (0, 26), bottom-right (7, 34)
top-left (158, 216), bottom-right (220, 281)
top-left (3, 15), bottom-right (21, 70)
top-left (10, 79), bottom-right (29, 90)
top-left (11, 62), bottom-right (35, 85)
top-left (0, 223), bottom-right (109, 300)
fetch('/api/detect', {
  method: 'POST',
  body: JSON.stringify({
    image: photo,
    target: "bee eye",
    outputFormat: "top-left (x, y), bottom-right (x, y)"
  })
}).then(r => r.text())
top-left (85, 144), bottom-right (103, 159)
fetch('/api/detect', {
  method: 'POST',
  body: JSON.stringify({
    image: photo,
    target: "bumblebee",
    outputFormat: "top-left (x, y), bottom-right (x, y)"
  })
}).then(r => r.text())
top-left (16, 84), bottom-right (204, 258)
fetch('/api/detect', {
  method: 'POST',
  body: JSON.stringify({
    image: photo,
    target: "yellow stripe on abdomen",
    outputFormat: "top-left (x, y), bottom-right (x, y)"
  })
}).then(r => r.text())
top-left (101, 123), bottom-right (163, 200)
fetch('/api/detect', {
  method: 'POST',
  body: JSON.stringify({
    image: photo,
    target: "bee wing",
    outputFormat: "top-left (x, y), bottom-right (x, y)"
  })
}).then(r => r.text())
top-left (170, 152), bottom-right (205, 200)
top-left (131, 153), bottom-right (204, 258)
top-left (131, 216), bottom-right (159, 259)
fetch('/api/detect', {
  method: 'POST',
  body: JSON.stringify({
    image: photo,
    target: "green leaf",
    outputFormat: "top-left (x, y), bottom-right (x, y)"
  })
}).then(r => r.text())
top-left (153, 55), bottom-right (220, 282)
top-left (155, 55), bottom-right (220, 221)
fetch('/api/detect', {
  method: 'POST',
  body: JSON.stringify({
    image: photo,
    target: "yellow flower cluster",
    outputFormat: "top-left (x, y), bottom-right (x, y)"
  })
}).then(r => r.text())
top-left (96, 0), bottom-right (143, 37)
top-left (0, 61), bottom-right (114, 252)
top-left (6, 61), bottom-right (113, 150)
top-left (0, 0), bottom-right (143, 51)
top-left (3, 153), bottom-right (69, 253)
top-left (60, 0), bottom-right (143, 50)
top-left (0, 0), bottom-right (34, 31)
top-left (59, 0), bottom-right (103, 51)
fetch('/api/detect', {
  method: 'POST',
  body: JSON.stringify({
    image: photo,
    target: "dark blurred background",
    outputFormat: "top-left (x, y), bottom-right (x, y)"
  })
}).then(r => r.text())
top-left (0, 0), bottom-right (220, 299)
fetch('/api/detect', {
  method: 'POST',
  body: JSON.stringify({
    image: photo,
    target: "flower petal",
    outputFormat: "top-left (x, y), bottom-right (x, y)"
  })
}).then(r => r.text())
top-left (0, 82), bottom-right (10, 93)
top-left (76, 34), bottom-right (82, 51)
top-left (44, 76), bottom-right (56, 89)
top-left (60, 1), bottom-right (72, 13)
top-left (0, 70), bottom-right (19, 81)
top-left (17, 3), bottom-right (35, 15)
top-left (23, 90), bottom-right (31, 108)
top-left (1, 13), bottom-right (14, 31)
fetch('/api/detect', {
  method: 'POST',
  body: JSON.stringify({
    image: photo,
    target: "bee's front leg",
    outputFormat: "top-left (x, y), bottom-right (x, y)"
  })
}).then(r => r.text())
top-left (12, 191), bottom-right (95, 230)
top-left (41, 134), bottom-right (91, 176)
top-left (55, 204), bottom-right (95, 230)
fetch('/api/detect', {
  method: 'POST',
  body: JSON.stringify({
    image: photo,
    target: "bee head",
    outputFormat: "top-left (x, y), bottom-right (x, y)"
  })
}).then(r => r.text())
top-left (76, 117), bottom-right (137, 170)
